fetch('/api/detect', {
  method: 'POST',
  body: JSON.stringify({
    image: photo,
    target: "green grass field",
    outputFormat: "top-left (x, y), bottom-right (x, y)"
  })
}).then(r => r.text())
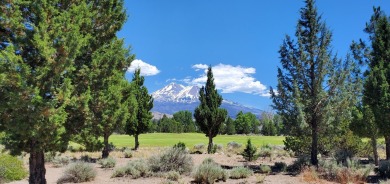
top-left (107, 133), bottom-right (285, 148)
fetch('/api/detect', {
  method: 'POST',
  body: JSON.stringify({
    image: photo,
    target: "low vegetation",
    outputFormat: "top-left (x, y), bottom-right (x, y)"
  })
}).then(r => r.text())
top-left (0, 154), bottom-right (28, 183)
top-left (98, 157), bottom-right (116, 168)
top-left (112, 159), bottom-right (151, 178)
top-left (192, 158), bottom-right (228, 184)
top-left (57, 162), bottom-right (97, 184)
top-left (148, 147), bottom-right (193, 174)
top-left (229, 167), bottom-right (254, 179)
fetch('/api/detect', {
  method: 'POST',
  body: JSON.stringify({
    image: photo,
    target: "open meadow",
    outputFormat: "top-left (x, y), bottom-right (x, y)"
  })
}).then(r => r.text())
top-left (105, 133), bottom-right (285, 148)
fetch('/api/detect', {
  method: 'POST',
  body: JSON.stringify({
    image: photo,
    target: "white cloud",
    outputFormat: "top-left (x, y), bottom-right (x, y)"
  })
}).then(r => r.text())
top-left (192, 64), bottom-right (208, 71)
top-left (127, 59), bottom-right (160, 76)
top-left (189, 63), bottom-right (270, 97)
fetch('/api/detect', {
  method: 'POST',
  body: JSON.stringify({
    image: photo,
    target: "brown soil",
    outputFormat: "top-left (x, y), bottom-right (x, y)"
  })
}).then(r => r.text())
top-left (9, 148), bottom-right (326, 184)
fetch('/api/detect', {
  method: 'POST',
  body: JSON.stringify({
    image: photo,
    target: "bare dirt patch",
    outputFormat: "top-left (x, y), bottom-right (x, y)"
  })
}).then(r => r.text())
top-left (9, 148), bottom-right (320, 184)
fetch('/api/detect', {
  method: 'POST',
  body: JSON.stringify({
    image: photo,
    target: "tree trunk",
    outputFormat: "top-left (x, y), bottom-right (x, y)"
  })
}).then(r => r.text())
top-left (134, 134), bottom-right (139, 150)
top-left (29, 150), bottom-right (46, 184)
top-left (207, 136), bottom-right (213, 154)
top-left (386, 136), bottom-right (390, 160)
top-left (371, 136), bottom-right (378, 166)
top-left (102, 133), bottom-right (109, 158)
top-left (311, 122), bottom-right (318, 166)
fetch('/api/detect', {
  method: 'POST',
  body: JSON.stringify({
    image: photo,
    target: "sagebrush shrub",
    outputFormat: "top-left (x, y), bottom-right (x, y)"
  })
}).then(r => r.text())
top-left (229, 167), bottom-right (253, 179)
top-left (98, 157), bottom-right (116, 168)
top-left (148, 147), bottom-right (193, 174)
top-left (52, 156), bottom-right (71, 168)
top-left (111, 159), bottom-right (151, 178)
top-left (192, 158), bottom-right (227, 184)
top-left (0, 154), bottom-right (27, 182)
top-left (123, 148), bottom-right (133, 158)
top-left (57, 162), bottom-right (96, 184)
top-left (318, 158), bottom-right (372, 183)
top-left (165, 171), bottom-right (181, 181)
top-left (259, 165), bottom-right (272, 174)
top-left (227, 141), bottom-right (242, 149)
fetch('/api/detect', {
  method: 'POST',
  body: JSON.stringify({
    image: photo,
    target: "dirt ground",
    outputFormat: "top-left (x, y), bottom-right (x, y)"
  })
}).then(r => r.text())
top-left (9, 148), bottom-right (335, 184)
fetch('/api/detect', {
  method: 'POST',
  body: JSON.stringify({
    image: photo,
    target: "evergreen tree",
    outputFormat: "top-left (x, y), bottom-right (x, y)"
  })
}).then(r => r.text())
top-left (126, 69), bottom-right (153, 150)
top-left (225, 117), bottom-right (236, 135)
top-left (86, 39), bottom-right (133, 158)
top-left (270, 0), bottom-right (352, 165)
top-left (361, 7), bottom-right (390, 159)
top-left (0, 1), bottom-right (93, 183)
top-left (194, 66), bottom-right (227, 154)
top-left (65, 0), bottom-right (129, 153)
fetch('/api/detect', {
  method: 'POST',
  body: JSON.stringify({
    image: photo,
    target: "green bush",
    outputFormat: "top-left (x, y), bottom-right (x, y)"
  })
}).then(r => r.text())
top-left (57, 162), bottom-right (97, 184)
top-left (272, 162), bottom-right (287, 172)
top-left (123, 148), bottom-right (133, 158)
top-left (0, 154), bottom-right (27, 182)
top-left (241, 139), bottom-right (258, 161)
top-left (148, 147), bottom-right (193, 174)
top-left (259, 165), bottom-right (272, 174)
top-left (173, 142), bottom-right (186, 150)
top-left (98, 157), bottom-right (116, 168)
top-left (112, 159), bottom-right (151, 178)
top-left (192, 158), bottom-right (227, 184)
top-left (229, 167), bottom-right (253, 179)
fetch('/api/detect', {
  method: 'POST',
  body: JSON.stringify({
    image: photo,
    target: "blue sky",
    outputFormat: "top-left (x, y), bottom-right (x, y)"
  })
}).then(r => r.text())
top-left (118, 0), bottom-right (390, 110)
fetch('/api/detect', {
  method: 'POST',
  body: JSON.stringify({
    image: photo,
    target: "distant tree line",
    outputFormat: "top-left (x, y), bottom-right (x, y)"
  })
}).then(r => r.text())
top-left (149, 110), bottom-right (283, 136)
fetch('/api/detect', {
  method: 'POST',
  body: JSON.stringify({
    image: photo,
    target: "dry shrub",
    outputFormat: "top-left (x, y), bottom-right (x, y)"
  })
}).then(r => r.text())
top-left (148, 147), bottom-right (193, 174)
top-left (301, 166), bottom-right (321, 183)
top-left (57, 162), bottom-right (96, 184)
top-left (111, 159), bottom-right (151, 179)
top-left (192, 158), bottom-right (228, 184)
top-left (229, 167), bottom-right (253, 179)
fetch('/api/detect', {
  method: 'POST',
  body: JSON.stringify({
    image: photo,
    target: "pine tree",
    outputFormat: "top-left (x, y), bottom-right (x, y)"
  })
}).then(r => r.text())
top-left (270, 0), bottom-right (351, 165)
top-left (241, 139), bottom-right (258, 161)
top-left (194, 66), bottom-right (227, 154)
top-left (0, 1), bottom-right (93, 183)
top-left (361, 7), bottom-right (390, 159)
top-left (126, 69), bottom-right (153, 150)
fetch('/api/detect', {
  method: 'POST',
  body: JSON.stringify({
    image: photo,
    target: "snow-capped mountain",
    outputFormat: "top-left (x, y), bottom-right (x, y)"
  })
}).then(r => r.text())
top-left (152, 82), bottom-right (200, 103)
top-left (151, 83), bottom-right (263, 118)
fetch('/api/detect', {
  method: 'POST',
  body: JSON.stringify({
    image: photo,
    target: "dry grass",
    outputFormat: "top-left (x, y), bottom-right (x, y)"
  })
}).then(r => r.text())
top-left (300, 167), bottom-right (323, 184)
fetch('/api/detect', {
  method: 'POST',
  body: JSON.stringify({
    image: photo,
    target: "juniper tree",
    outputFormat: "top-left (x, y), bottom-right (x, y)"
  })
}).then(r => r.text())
top-left (194, 66), bottom-right (227, 154)
top-left (87, 39), bottom-right (133, 158)
top-left (126, 69), bottom-right (153, 150)
top-left (360, 7), bottom-right (390, 159)
top-left (0, 1), bottom-right (93, 183)
top-left (270, 0), bottom-right (352, 165)
top-left (65, 0), bottom-right (131, 153)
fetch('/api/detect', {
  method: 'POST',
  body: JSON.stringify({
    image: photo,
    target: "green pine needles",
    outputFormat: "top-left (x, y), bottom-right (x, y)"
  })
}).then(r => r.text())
top-left (241, 139), bottom-right (258, 162)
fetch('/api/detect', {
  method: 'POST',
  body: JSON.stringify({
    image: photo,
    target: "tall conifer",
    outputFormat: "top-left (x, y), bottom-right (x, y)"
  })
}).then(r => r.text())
top-left (194, 67), bottom-right (227, 153)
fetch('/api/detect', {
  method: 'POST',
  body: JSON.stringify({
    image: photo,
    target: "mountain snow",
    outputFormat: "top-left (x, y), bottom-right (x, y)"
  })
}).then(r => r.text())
top-left (151, 83), bottom-right (263, 118)
top-left (152, 82), bottom-right (200, 103)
